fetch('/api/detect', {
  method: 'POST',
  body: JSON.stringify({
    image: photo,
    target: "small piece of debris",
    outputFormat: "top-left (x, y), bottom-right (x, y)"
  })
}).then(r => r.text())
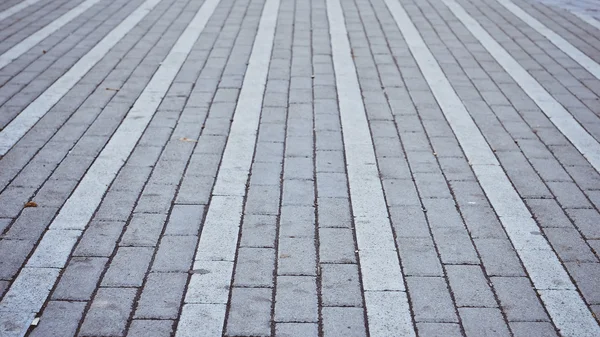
top-left (24, 201), bottom-right (38, 208)
top-left (31, 317), bottom-right (40, 326)
top-left (105, 87), bottom-right (120, 91)
top-left (279, 254), bottom-right (291, 258)
top-left (179, 137), bottom-right (198, 142)
top-left (42, 50), bottom-right (46, 54)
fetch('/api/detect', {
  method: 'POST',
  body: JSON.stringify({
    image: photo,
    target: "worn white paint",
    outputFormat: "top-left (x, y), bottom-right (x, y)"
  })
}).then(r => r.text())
top-left (0, 1), bottom-right (221, 335)
top-left (176, 0), bottom-right (280, 334)
top-left (495, 0), bottom-right (600, 80)
top-left (0, 0), bottom-right (42, 22)
top-left (387, 0), bottom-right (600, 335)
top-left (444, 0), bottom-right (600, 174)
top-left (327, 0), bottom-right (415, 335)
top-left (0, 0), bottom-right (103, 70)
top-left (0, 0), bottom-right (162, 155)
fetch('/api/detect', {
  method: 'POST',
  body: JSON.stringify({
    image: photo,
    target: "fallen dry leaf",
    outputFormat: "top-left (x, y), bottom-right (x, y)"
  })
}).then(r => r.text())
top-left (179, 137), bottom-right (198, 143)
top-left (24, 201), bottom-right (37, 208)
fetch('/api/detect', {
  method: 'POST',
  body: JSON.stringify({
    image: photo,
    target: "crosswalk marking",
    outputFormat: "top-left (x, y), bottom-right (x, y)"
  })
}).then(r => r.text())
top-left (0, 0), bottom-right (161, 155)
top-left (327, 0), bottom-right (415, 335)
top-left (0, 0), bottom-right (221, 334)
top-left (0, 0), bottom-right (42, 22)
top-left (174, 0), bottom-right (280, 335)
top-left (0, 0), bottom-right (103, 70)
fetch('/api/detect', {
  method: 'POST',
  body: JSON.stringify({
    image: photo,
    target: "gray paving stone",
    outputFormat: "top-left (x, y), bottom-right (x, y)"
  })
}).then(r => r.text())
top-left (176, 175), bottom-right (213, 205)
top-left (316, 150), bottom-right (346, 173)
top-left (275, 276), bottom-right (318, 322)
top-left (321, 264), bottom-right (362, 307)
top-left (406, 276), bottom-right (458, 323)
top-left (317, 197), bottom-right (351, 228)
top-left (446, 265), bottom-right (497, 308)
top-left (565, 209), bottom-right (600, 239)
top-left (564, 262), bottom-right (600, 304)
top-left (423, 198), bottom-right (464, 229)
top-left (233, 247), bottom-right (275, 287)
top-left (285, 136), bottom-right (313, 158)
top-left (29, 301), bottom-right (86, 337)
top-left (152, 235), bottom-right (197, 272)
top-left (316, 172), bottom-right (348, 198)
top-left (79, 287), bottom-right (137, 337)
top-left (389, 205), bottom-right (431, 238)
top-left (491, 276), bottom-right (550, 322)
top-left (276, 323), bottom-right (319, 337)
top-left (0, 186), bottom-right (37, 218)
top-left (246, 184), bottom-right (281, 214)
top-left (74, 220), bottom-right (125, 257)
top-left (0, 280), bottom-right (8, 297)
top-left (279, 205), bottom-right (315, 239)
top-left (101, 246), bottom-right (154, 287)
top-left (120, 213), bottom-right (167, 247)
top-left (164, 204), bottom-right (205, 236)
top-left (547, 181), bottom-right (592, 209)
top-left (2, 206), bottom-right (59, 240)
top-left (0, 239), bottom-right (35, 280)
top-left (226, 287), bottom-right (272, 337)
top-left (284, 157), bottom-right (314, 180)
top-left (382, 179), bottom-right (421, 206)
top-left (32, 179), bottom-right (78, 208)
top-left (52, 257), bottom-right (107, 301)
top-left (135, 272), bottom-right (187, 319)
top-left (127, 320), bottom-right (174, 337)
top-left (277, 237), bottom-right (317, 276)
top-left (544, 227), bottom-right (598, 262)
top-left (318, 227), bottom-right (356, 263)
top-left (322, 307), bottom-right (367, 337)
top-left (95, 190), bottom-right (139, 221)
top-left (250, 161), bottom-right (283, 185)
top-left (474, 238), bottom-right (526, 276)
top-left (509, 322), bottom-right (559, 337)
top-left (416, 323), bottom-right (463, 337)
top-left (240, 214), bottom-right (278, 248)
top-left (459, 308), bottom-right (511, 337)
top-left (397, 237), bottom-right (443, 277)
top-left (525, 198), bottom-right (573, 228)
top-left (430, 227), bottom-right (480, 265)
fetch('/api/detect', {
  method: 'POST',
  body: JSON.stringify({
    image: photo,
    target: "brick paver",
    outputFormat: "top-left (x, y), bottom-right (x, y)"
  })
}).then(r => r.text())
top-left (0, 0), bottom-right (600, 336)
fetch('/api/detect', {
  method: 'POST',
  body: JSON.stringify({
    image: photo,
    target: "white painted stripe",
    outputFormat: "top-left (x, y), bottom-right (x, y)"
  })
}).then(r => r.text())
top-left (0, 0), bottom-right (221, 331)
top-left (0, 0), bottom-right (103, 70)
top-left (0, 0), bottom-right (161, 156)
top-left (327, 0), bottom-right (414, 336)
top-left (494, 0), bottom-right (600, 80)
top-left (0, 0), bottom-right (42, 22)
top-left (571, 11), bottom-right (600, 31)
top-left (177, 0), bottom-right (279, 334)
top-left (385, 0), bottom-right (600, 336)
top-left (446, 0), bottom-right (600, 174)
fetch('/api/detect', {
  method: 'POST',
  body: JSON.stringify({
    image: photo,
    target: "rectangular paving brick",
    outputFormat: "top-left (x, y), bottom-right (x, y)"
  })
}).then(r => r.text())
top-left (134, 272), bottom-right (188, 319)
top-left (225, 287), bottom-right (272, 336)
top-left (79, 287), bottom-right (137, 337)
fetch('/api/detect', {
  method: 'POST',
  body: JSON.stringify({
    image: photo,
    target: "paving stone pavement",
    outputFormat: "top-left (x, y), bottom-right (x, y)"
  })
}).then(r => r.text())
top-left (0, 0), bottom-right (599, 335)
